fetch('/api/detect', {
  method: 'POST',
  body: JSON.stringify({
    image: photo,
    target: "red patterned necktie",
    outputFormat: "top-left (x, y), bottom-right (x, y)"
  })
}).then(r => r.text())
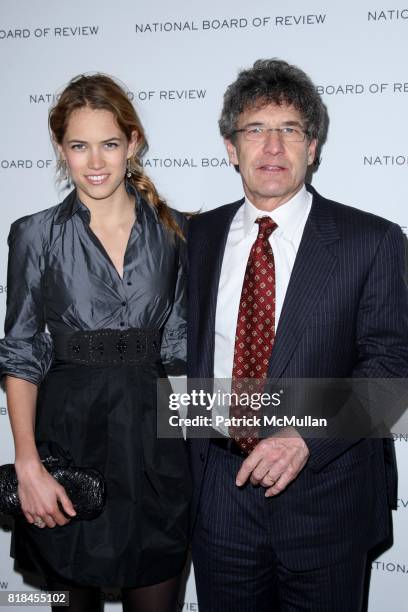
top-left (229, 216), bottom-right (278, 452)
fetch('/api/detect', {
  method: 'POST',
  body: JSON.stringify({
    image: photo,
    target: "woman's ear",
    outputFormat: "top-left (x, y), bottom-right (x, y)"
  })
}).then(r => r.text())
top-left (127, 131), bottom-right (139, 158)
top-left (55, 141), bottom-right (65, 161)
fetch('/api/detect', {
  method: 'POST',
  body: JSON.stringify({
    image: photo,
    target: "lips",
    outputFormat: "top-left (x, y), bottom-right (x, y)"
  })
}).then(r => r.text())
top-left (85, 174), bottom-right (109, 185)
top-left (256, 164), bottom-right (286, 172)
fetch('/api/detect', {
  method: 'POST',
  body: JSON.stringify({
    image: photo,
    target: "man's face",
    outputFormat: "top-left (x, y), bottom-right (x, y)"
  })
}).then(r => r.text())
top-left (225, 102), bottom-right (317, 211)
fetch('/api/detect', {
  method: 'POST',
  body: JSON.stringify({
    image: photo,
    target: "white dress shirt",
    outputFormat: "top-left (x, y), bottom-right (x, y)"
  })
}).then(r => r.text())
top-left (214, 185), bottom-right (312, 382)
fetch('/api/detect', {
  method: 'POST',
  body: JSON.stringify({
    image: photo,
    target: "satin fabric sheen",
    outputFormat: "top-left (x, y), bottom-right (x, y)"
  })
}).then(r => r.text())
top-left (0, 185), bottom-right (186, 382)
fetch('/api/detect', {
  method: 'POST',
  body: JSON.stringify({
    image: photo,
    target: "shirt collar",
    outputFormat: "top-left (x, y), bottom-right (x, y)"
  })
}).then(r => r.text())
top-left (54, 189), bottom-right (81, 224)
top-left (243, 185), bottom-right (311, 241)
top-left (54, 181), bottom-right (159, 225)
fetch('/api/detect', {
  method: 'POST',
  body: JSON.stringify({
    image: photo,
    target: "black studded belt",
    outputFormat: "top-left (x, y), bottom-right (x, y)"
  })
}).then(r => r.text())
top-left (52, 328), bottom-right (162, 365)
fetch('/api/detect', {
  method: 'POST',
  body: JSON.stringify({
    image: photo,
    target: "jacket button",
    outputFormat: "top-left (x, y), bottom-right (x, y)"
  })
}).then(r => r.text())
top-left (199, 453), bottom-right (205, 462)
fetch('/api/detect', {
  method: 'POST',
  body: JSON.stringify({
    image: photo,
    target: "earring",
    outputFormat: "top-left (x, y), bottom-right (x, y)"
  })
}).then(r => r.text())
top-left (126, 158), bottom-right (132, 178)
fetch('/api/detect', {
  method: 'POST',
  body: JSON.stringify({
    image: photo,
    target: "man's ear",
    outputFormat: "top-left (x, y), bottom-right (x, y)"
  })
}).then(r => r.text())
top-left (225, 138), bottom-right (239, 166)
top-left (307, 138), bottom-right (318, 166)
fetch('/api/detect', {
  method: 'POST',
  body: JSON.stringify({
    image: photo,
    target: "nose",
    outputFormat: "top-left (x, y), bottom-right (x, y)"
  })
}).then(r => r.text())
top-left (262, 129), bottom-right (285, 155)
top-left (88, 147), bottom-right (105, 170)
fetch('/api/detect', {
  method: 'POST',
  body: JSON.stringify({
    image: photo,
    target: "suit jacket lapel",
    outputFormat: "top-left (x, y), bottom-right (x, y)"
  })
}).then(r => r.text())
top-left (268, 188), bottom-right (340, 380)
top-left (196, 199), bottom-right (244, 377)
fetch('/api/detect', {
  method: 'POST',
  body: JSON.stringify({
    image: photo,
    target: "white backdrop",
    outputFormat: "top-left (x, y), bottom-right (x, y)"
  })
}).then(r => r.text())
top-left (0, 0), bottom-right (407, 609)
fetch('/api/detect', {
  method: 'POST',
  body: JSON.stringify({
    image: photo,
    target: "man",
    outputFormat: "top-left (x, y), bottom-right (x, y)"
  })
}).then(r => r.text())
top-left (187, 59), bottom-right (408, 611)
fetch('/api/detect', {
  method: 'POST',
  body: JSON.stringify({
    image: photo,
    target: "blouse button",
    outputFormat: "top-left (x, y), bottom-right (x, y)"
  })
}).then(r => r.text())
top-left (121, 301), bottom-right (126, 306)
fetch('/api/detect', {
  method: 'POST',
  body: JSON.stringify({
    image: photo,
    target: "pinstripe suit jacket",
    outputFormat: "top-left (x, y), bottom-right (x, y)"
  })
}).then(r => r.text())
top-left (187, 185), bottom-right (408, 570)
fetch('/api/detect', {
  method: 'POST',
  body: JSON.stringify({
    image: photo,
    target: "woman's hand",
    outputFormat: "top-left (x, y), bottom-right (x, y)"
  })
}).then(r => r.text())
top-left (15, 459), bottom-right (77, 528)
top-left (5, 378), bottom-right (76, 528)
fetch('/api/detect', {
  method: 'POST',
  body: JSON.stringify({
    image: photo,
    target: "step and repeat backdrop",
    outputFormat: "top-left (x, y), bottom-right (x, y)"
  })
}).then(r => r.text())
top-left (0, 0), bottom-right (407, 610)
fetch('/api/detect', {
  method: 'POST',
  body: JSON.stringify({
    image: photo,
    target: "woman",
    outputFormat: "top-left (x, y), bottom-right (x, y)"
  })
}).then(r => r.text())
top-left (0, 74), bottom-right (191, 612)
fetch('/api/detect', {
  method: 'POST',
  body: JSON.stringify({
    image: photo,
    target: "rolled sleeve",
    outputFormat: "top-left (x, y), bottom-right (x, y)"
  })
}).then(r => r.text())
top-left (160, 217), bottom-right (188, 375)
top-left (0, 216), bottom-right (52, 385)
top-left (0, 333), bottom-right (53, 385)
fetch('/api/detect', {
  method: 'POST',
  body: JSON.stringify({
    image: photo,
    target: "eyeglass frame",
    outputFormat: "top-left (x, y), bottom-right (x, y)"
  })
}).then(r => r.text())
top-left (231, 124), bottom-right (309, 143)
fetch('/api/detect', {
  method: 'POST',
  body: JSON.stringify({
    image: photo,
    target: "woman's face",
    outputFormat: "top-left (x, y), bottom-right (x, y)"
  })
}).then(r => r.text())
top-left (58, 105), bottom-right (137, 207)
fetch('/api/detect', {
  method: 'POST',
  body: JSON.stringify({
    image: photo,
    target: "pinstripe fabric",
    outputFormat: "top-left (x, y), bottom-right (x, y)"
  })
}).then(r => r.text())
top-left (187, 185), bottom-right (408, 603)
top-left (193, 445), bottom-right (367, 612)
top-left (193, 445), bottom-right (279, 612)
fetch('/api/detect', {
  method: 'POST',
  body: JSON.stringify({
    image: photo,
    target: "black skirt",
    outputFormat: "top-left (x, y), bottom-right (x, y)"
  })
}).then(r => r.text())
top-left (11, 360), bottom-right (191, 587)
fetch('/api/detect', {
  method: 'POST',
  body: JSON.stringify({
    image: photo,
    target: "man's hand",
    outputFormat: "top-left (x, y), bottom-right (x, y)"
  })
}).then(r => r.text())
top-left (235, 428), bottom-right (309, 497)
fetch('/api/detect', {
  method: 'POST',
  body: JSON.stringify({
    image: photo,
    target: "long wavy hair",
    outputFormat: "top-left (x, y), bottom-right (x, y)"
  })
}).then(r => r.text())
top-left (49, 73), bottom-right (184, 239)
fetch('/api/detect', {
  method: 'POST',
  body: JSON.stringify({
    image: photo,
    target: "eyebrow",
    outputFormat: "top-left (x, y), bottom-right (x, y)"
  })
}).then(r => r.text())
top-left (66, 136), bottom-right (123, 144)
top-left (241, 120), bottom-right (304, 128)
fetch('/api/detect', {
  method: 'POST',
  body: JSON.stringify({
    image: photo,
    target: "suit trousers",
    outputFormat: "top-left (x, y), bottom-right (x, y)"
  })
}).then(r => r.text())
top-left (192, 444), bottom-right (367, 612)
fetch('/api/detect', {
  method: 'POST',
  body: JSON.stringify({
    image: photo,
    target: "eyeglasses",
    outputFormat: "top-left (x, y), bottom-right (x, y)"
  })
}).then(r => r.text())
top-left (233, 125), bottom-right (307, 143)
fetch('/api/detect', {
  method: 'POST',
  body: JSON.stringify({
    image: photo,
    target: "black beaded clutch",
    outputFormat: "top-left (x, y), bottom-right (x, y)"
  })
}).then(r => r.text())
top-left (0, 457), bottom-right (106, 520)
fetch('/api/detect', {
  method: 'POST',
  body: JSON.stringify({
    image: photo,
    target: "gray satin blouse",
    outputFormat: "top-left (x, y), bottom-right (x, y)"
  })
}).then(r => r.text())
top-left (0, 186), bottom-right (187, 384)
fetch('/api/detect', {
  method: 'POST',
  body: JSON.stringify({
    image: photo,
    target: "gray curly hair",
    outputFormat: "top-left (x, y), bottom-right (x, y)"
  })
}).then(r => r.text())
top-left (219, 58), bottom-right (327, 143)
